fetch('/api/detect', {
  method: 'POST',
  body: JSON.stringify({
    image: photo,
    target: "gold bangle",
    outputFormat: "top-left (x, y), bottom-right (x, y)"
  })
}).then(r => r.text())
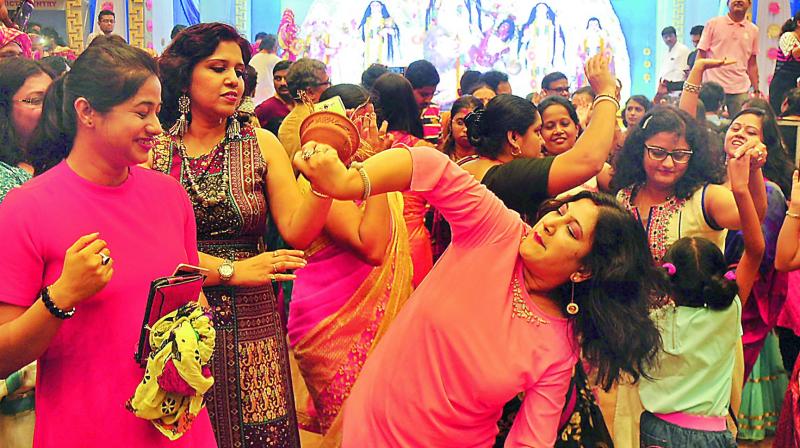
top-left (350, 161), bottom-right (371, 201)
top-left (787, 211), bottom-right (800, 219)
top-left (683, 82), bottom-right (701, 94)
top-left (592, 94), bottom-right (620, 110)
top-left (310, 187), bottom-right (330, 199)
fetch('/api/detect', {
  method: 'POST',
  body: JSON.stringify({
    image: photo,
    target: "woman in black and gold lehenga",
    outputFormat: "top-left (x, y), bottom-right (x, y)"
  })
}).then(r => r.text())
top-left (152, 23), bottom-right (332, 448)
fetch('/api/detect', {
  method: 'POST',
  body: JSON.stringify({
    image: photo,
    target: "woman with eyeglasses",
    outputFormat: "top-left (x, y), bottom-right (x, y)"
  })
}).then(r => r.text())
top-left (0, 55), bottom-right (52, 448)
top-left (606, 58), bottom-right (768, 448)
top-left (0, 57), bottom-right (52, 184)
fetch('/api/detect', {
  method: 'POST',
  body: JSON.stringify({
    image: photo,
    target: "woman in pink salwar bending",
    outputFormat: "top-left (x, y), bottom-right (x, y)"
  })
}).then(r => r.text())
top-left (294, 137), bottom-right (662, 446)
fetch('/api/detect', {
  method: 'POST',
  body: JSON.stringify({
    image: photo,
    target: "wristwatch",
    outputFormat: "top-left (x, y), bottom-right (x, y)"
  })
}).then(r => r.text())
top-left (218, 259), bottom-right (235, 282)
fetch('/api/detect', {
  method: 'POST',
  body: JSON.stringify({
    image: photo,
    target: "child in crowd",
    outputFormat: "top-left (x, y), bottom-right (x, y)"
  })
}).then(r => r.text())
top-left (638, 152), bottom-right (765, 447)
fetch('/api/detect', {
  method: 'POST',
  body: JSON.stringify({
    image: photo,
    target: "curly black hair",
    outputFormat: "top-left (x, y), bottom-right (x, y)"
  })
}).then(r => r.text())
top-left (610, 105), bottom-right (725, 199)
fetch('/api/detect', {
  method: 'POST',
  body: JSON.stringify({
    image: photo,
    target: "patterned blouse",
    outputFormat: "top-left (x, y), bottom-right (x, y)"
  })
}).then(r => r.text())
top-left (0, 161), bottom-right (31, 204)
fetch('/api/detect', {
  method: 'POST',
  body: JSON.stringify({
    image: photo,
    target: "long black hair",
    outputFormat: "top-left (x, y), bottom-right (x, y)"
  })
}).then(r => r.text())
top-left (27, 36), bottom-right (158, 174)
top-left (538, 191), bottom-right (662, 390)
top-left (465, 94), bottom-right (539, 159)
top-left (732, 104), bottom-right (793, 197)
top-left (371, 72), bottom-right (423, 139)
top-left (782, 87), bottom-right (800, 116)
top-left (610, 106), bottom-right (724, 199)
top-left (0, 57), bottom-right (52, 165)
top-left (158, 22), bottom-right (251, 129)
top-left (659, 237), bottom-right (737, 310)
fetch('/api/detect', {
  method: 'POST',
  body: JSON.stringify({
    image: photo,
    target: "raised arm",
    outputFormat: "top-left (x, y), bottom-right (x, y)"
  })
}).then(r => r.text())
top-left (728, 154), bottom-right (765, 304)
top-left (295, 144), bottom-right (521, 247)
top-left (776, 170), bottom-right (800, 271)
top-left (679, 58), bottom-right (736, 119)
top-left (256, 128), bottom-right (333, 249)
top-left (547, 54), bottom-right (618, 196)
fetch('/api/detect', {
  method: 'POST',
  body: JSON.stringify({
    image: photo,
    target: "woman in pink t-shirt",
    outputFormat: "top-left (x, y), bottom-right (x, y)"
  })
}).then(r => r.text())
top-left (0, 38), bottom-right (215, 447)
top-left (294, 144), bottom-right (662, 447)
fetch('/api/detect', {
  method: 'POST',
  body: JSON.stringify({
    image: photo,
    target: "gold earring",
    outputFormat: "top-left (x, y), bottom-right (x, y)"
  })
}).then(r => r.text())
top-left (566, 279), bottom-right (579, 315)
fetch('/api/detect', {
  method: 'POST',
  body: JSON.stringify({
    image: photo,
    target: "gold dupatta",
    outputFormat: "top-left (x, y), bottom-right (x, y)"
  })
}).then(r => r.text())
top-left (292, 186), bottom-right (413, 447)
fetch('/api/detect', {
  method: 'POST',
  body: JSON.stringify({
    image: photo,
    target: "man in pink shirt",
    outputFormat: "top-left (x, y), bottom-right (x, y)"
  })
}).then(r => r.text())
top-left (698, 0), bottom-right (760, 116)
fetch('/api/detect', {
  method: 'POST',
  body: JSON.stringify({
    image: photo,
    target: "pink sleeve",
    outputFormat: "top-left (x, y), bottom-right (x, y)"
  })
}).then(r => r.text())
top-left (697, 19), bottom-right (713, 52)
top-left (505, 363), bottom-right (574, 447)
top-left (0, 190), bottom-right (45, 307)
top-left (409, 147), bottom-right (523, 248)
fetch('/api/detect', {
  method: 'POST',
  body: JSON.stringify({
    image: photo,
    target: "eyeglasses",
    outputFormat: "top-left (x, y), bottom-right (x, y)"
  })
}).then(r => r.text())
top-left (645, 145), bottom-right (693, 164)
top-left (15, 97), bottom-right (45, 107)
top-left (549, 86), bottom-right (571, 93)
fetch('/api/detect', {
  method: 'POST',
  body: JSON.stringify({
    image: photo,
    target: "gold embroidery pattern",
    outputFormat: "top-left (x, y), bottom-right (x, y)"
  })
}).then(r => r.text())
top-left (511, 277), bottom-right (550, 326)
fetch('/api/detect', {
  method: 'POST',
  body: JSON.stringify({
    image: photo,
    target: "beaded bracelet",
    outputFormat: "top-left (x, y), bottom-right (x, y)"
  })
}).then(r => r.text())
top-left (350, 161), bottom-right (371, 201)
top-left (683, 82), bottom-right (701, 94)
top-left (592, 94), bottom-right (620, 110)
top-left (41, 286), bottom-right (75, 319)
top-left (787, 211), bottom-right (800, 219)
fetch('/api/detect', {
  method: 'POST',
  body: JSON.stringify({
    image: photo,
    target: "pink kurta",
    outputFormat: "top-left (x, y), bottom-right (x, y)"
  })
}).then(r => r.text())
top-left (0, 162), bottom-right (215, 447)
top-left (342, 148), bottom-right (577, 447)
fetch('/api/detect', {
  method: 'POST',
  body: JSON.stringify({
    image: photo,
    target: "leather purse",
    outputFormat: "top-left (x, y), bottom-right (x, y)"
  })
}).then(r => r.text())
top-left (134, 272), bottom-right (205, 366)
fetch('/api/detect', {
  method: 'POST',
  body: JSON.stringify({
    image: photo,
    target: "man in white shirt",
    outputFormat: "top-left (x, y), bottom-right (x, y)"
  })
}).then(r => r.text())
top-left (86, 10), bottom-right (125, 46)
top-left (659, 26), bottom-right (691, 95)
top-left (249, 34), bottom-right (281, 105)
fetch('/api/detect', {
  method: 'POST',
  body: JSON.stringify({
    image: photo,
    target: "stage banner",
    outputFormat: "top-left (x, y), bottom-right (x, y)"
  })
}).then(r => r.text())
top-left (8, 0), bottom-right (66, 9)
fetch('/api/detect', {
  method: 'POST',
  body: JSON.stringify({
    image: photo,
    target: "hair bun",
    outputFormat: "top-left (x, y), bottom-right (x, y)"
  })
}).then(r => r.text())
top-left (465, 107), bottom-right (488, 147)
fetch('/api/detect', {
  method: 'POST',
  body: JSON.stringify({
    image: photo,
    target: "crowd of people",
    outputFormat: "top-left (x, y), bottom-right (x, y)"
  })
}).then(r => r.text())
top-left (3, 1), bottom-right (800, 447)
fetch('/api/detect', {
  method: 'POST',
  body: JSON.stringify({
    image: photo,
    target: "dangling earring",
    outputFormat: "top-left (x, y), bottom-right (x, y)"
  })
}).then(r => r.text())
top-left (169, 94), bottom-right (191, 137)
top-left (226, 114), bottom-right (241, 141)
top-left (566, 280), bottom-right (579, 315)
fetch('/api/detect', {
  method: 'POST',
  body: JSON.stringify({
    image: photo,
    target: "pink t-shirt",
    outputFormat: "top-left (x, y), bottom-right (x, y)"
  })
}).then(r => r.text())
top-left (342, 148), bottom-right (577, 447)
top-left (697, 14), bottom-right (759, 94)
top-left (0, 162), bottom-right (215, 447)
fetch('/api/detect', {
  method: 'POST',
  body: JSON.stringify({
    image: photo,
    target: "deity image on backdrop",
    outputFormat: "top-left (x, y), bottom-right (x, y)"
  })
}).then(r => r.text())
top-left (358, 0), bottom-right (401, 67)
top-left (304, 19), bottom-right (342, 66)
top-left (278, 9), bottom-right (303, 61)
top-left (468, 15), bottom-right (516, 70)
top-left (575, 16), bottom-right (615, 87)
top-left (518, 2), bottom-right (566, 90)
top-left (300, 0), bottom-right (631, 102)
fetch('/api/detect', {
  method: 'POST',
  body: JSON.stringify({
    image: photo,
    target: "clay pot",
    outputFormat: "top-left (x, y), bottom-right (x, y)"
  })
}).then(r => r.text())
top-left (299, 111), bottom-right (360, 163)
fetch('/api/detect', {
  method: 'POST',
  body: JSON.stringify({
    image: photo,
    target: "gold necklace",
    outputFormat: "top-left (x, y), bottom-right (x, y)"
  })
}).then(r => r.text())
top-left (512, 276), bottom-right (550, 326)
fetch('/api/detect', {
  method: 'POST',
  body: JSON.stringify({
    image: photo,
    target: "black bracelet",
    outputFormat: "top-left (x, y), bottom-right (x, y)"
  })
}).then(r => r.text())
top-left (41, 286), bottom-right (75, 319)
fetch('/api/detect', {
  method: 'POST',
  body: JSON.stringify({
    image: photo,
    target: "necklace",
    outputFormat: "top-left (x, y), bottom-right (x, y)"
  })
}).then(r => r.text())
top-left (177, 137), bottom-right (229, 207)
top-left (511, 276), bottom-right (550, 326)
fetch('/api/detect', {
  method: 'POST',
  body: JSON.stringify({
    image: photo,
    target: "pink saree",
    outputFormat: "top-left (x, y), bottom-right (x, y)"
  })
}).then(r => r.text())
top-left (287, 189), bottom-right (413, 447)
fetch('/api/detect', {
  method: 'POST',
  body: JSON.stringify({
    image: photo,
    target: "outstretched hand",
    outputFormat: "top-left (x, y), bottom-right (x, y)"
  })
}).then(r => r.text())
top-left (584, 53), bottom-right (615, 97)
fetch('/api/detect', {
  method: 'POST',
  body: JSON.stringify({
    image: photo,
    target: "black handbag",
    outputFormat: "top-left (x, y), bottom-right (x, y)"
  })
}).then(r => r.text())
top-left (494, 362), bottom-right (614, 447)
top-left (555, 362), bottom-right (614, 448)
